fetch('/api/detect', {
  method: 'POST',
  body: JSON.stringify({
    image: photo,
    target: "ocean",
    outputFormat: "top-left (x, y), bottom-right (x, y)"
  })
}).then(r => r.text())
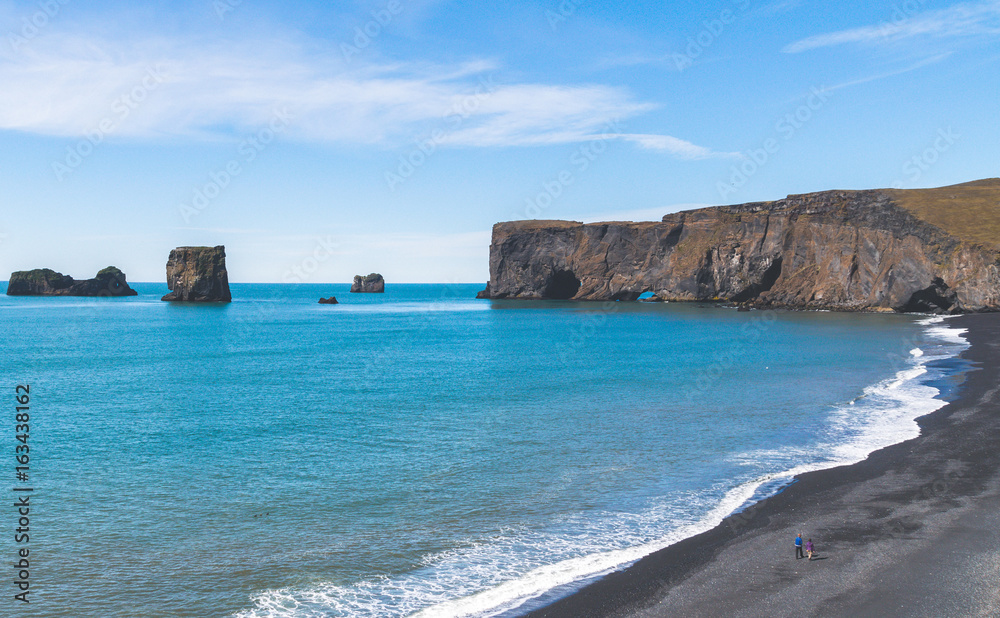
top-left (0, 283), bottom-right (970, 617)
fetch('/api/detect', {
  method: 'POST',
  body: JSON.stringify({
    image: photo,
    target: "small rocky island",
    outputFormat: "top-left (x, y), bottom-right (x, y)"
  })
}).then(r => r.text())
top-left (318, 296), bottom-right (339, 304)
top-left (161, 246), bottom-right (232, 302)
top-left (351, 273), bottom-right (385, 293)
top-left (7, 266), bottom-right (138, 297)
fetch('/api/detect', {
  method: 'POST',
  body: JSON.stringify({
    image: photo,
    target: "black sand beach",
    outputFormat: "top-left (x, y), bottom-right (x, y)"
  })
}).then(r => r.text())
top-left (526, 313), bottom-right (1000, 617)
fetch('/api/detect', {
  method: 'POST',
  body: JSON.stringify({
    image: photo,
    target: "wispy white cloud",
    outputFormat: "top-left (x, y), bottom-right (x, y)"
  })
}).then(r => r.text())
top-left (0, 29), bottom-right (723, 159)
top-left (593, 52), bottom-right (677, 71)
top-left (436, 85), bottom-right (654, 147)
top-left (619, 134), bottom-right (740, 159)
top-left (821, 52), bottom-right (952, 92)
top-left (758, 0), bottom-right (802, 15)
top-left (784, 0), bottom-right (1000, 53)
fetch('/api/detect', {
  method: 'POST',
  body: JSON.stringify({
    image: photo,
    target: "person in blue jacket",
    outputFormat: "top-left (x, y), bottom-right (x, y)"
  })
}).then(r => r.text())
top-left (795, 532), bottom-right (804, 559)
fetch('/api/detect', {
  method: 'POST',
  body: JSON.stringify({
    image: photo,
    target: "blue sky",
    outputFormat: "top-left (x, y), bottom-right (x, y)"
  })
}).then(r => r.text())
top-left (0, 0), bottom-right (997, 283)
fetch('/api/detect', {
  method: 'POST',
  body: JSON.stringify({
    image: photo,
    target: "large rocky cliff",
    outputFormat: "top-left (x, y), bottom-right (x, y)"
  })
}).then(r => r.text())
top-left (161, 246), bottom-right (232, 302)
top-left (7, 266), bottom-right (138, 297)
top-left (478, 179), bottom-right (1000, 313)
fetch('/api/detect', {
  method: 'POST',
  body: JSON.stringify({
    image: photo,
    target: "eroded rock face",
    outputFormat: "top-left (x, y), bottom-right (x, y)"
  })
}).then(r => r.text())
top-left (351, 273), bottom-right (385, 293)
top-left (7, 266), bottom-right (138, 297)
top-left (161, 246), bottom-right (232, 302)
top-left (478, 186), bottom-right (1000, 313)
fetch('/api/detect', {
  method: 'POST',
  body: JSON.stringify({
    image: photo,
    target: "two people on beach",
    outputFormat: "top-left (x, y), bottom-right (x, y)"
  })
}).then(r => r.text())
top-left (795, 533), bottom-right (815, 560)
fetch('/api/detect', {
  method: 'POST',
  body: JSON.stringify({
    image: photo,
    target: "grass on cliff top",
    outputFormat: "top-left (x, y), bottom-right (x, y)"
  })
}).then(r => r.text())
top-left (498, 180), bottom-right (1000, 247)
top-left (887, 178), bottom-right (1000, 249)
top-left (13, 268), bottom-right (62, 282)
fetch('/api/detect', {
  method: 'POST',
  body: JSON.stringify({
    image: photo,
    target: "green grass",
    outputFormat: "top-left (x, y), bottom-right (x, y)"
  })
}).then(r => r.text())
top-left (96, 266), bottom-right (124, 277)
top-left (13, 268), bottom-right (62, 282)
top-left (887, 179), bottom-right (1000, 249)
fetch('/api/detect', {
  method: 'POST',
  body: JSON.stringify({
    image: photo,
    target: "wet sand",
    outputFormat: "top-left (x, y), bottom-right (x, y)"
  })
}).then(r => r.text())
top-left (526, 313), bottom-right (1000, 618)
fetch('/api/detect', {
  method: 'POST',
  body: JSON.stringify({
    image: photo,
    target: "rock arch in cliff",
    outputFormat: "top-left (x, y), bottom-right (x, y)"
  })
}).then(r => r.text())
top-left (541, 269), bottom-right (581, 299)
top-left (900, 277), bottom-right (958, 314)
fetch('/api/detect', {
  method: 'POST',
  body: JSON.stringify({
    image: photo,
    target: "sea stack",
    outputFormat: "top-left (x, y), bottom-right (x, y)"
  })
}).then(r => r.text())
top-left (161, 246), bottom-right (232, 302)
top-left (7, 266), bottom-right (138, 297)
top-left (351, 273), bottom-right (385, 293)
top-left (318, 296), bottom-right (339, 304)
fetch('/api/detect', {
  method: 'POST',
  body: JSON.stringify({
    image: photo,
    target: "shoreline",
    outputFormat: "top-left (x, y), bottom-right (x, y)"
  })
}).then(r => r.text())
top-left (524, 312), bottom-right (1000, 617)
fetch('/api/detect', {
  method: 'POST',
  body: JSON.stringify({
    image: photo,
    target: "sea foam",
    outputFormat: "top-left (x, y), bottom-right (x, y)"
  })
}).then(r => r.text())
top-left (234, 315), bottom-right (970, 618)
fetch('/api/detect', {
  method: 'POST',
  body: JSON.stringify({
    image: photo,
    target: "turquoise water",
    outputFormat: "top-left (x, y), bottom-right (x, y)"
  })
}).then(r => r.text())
top-left (0, 283), bottom-right (968, 617)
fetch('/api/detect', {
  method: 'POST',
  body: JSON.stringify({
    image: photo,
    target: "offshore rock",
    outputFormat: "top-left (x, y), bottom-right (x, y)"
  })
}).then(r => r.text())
top-left (351, 273), bottom-right (385, 293)
top-left (318, 296), bottom-right (339, 304)
top-left (7, 266), bottom-right (138, 297)
top-left (478, 179), bottom-right (1000, 314)
top-left (161, 246), bottom-right (232, 302)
